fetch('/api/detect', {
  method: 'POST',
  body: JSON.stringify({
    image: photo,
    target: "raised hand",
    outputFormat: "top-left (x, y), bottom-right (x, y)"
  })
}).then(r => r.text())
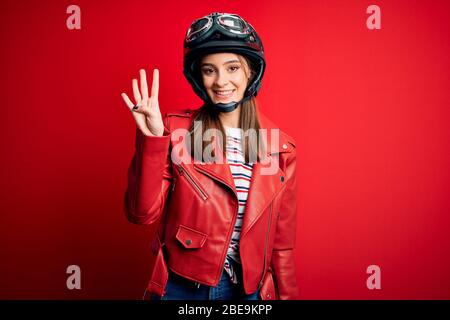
top-left (121, 69), bottom-right (164, 137)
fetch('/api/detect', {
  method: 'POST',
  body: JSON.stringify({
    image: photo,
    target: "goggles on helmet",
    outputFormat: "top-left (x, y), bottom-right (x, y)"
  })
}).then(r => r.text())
top-left (185, 13), bottom-right (252, 45)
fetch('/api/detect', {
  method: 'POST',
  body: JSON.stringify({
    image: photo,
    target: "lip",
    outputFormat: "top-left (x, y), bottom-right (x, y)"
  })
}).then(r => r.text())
top-left (213, 89), bottom-right (235, 99)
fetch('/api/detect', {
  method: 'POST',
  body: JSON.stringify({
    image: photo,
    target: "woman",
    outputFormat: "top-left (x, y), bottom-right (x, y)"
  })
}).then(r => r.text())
top-left (121, 12), bottom-right (299, 300)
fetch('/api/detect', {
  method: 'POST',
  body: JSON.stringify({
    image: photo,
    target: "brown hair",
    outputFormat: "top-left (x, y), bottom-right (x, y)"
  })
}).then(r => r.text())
top-left (187, 54), bottom-right (266, 163)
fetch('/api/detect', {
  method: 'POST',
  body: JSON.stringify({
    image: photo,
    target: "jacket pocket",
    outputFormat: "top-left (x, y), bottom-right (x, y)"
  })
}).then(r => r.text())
top-left (175, 224), bottom-right (208, 249)
top-left (259, 268), bottom-right (279, 300)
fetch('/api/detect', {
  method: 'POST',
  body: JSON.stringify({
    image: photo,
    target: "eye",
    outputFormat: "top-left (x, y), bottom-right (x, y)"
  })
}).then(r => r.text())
top-left (201, 68), bottom-right (215, 75)
top-left (228, 65), bottom-right (240, 72)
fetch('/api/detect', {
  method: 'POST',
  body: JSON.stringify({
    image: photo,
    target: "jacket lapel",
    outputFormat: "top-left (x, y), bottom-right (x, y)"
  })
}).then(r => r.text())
top-left (240, 159), bottom-right (286, 237)
top-left (240, 112), bottom-right (289, 237)
top-left (191, 110), bottom-right (292, 236)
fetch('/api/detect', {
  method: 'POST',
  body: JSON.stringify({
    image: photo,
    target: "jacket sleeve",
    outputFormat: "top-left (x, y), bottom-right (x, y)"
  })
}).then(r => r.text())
top-left (271, 146), bottom-right (300, 300)
top-left (124, 116), bottom-right (173, 225)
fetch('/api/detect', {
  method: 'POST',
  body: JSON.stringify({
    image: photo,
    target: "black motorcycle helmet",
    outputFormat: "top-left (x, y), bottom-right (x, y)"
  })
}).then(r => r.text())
top-left (183, 12), bottom-right (266, 113)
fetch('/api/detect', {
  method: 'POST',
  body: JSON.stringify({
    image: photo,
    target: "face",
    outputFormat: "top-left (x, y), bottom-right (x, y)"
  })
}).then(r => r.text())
top-left (200, 53), bottom-right (251, 104)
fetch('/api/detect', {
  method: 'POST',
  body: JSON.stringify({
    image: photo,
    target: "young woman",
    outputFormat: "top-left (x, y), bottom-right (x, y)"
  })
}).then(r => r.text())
top-left (121, 12), bottom-right (299, 300)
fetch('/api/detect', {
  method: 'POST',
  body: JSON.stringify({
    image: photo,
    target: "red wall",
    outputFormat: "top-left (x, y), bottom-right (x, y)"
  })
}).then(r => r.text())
top-left (1, 0), bottom-right (449, 299)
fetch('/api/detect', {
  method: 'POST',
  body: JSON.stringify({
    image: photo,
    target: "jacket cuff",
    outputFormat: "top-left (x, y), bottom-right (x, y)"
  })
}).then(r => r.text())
top-left (271, 249), bottom-right (300, 300)
top-left (135, 126), bottom-right (171, 155)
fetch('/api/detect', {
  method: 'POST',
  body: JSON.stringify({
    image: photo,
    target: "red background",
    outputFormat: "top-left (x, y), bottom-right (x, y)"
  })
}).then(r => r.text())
top-left (1, 0), bottom-right (449, 299)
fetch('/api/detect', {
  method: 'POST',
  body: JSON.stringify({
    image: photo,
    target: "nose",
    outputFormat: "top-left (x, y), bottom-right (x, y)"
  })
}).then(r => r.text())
top-left (214, 69), bottom-right (229, 87)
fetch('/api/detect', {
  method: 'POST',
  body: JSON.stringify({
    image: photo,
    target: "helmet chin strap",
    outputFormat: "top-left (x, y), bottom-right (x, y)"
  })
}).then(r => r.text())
top-left (208, 101), bottom-right (239, 113)
top-left (206, 95), bottom-right (253, 113)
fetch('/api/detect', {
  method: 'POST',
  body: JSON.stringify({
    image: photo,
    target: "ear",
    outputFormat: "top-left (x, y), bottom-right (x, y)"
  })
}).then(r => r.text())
top-left (249, 69), bottom-right (256, 80)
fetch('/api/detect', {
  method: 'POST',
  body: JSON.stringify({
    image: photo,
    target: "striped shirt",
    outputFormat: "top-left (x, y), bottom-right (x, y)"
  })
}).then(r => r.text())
top-left (223, 126), bottom-right (254, 284)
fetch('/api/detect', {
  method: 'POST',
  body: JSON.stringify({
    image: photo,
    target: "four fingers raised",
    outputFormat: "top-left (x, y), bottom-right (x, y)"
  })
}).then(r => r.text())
top-left (122, 68), bottom-right (159, 113)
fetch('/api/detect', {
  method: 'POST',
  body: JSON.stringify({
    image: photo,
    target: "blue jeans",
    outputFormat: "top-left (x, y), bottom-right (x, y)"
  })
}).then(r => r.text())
top-left (152, 270), bottom-right (260, 300)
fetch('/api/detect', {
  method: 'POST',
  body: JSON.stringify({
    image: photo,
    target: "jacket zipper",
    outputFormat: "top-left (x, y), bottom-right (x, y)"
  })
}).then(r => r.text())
top-left (219, 204), bottom-right (239, 281)
top-left (172, 177), bottom-right (177, 192)
top-left (194, 165), bottom-right (239, 282)
top-left (258, 202), bottom-right (273, 289)
top-left (176, 164), bottom-right (208, 201)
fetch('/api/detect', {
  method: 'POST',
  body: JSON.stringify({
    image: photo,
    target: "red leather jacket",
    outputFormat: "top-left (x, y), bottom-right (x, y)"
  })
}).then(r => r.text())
top-left (124, 108), bottom-right (299, 300)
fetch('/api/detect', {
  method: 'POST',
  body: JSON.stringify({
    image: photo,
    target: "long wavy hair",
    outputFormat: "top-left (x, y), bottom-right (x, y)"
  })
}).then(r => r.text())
top-left (187, 54), bottom-right (266, 164)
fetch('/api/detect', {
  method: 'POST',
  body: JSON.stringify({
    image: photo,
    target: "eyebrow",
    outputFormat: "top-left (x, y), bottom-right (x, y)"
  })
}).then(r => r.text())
top-left (201, 60), bottom-right (241, 67)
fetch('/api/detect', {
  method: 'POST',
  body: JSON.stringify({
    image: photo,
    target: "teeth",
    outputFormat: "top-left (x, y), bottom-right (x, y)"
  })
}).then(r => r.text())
top-left (215, 90), bottom-right (234, 95)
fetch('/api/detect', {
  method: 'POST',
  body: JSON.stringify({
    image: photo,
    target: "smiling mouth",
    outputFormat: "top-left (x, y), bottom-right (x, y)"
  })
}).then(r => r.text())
top-left (213, 89), bottom-right (235, 98)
